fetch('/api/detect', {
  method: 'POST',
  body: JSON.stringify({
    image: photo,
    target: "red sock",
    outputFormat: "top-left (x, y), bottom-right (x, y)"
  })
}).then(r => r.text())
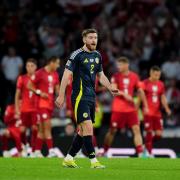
top-left (35, 137), bottom-right (43, 150)
top-left (45, 138), bottom-right (53, 149)
top-left (103, 144), bottom-right (110, 153)
top-left (136, 145), bottom-right (143, 155)
top-left (21, 132), bottom-right (27, 145)
top-left (13, 135), bottom-right (22, 152)
top-left (31, 129), bottom-right (38, 152)
top-left (92, 135), bottom-right (97, 147)
top-left (145, 132), bottom-right (153, 154)
top-left (1, 135), bottom-right (8, 151)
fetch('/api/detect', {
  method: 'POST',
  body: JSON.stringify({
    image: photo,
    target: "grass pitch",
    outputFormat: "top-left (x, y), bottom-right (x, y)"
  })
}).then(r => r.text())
top-left (0, 158), bottom-right (180, 180)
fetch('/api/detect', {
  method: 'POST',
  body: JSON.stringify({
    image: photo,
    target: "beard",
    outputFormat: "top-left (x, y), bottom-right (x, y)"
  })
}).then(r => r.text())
top-left (86, 43), bottom-right (97, 51)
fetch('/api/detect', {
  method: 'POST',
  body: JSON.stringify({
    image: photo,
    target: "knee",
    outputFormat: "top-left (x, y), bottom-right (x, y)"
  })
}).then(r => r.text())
top-left (81, 121), bottom-right (93, 136)
top-left (4, 129), bottom-right (10, 137)
top-left (155, 131), bottom-right (162, 138)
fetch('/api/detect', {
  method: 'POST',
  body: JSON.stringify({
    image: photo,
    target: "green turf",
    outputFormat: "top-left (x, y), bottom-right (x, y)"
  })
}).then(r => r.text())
top-left (0, 158), bottom-right (180, 180)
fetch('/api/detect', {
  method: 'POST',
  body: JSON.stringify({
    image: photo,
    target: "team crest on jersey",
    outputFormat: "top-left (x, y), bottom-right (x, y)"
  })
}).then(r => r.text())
top-left (48, 75), bottom-right (53, 82)
top-left (83, 58), bottom-right (89, 63)
top-left (66, 60), bottom-right (71, 66)
top-left (152, 85), bottom-right (158, 92)
top-left (123, 78), bottom-right (129, 85)
top-left (90, 58), bottom-right (94, 63)
top-left (95, 57), bottom-right (99, 64)
top-left (83, 112), bottom-right (88, 118)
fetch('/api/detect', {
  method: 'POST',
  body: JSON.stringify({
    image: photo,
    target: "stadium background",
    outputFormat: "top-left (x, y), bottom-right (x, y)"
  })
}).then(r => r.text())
top-left (0, 0), bottom-right (180, 158)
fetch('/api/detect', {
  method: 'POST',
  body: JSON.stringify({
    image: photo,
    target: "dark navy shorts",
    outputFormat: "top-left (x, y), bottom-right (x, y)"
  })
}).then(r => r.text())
top-left (72, 99), bottom-right (95, 124)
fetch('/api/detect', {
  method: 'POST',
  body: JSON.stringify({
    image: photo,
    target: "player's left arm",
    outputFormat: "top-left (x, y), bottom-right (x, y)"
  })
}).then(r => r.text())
top-left (161, 94), bottom-right (171, 116)
top-left (98, 71), bottom-right (120, 96)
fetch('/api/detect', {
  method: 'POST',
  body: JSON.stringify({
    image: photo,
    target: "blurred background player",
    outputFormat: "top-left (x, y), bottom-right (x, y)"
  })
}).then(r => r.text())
top-left (29, 56), bottom-right (60, 157)
top-left (0, 103), bottom-right (22, 157)
top-left (15, 58), bottom-right (38, 156)
top-left (142, 66), bottom-right (171, 157)
top-left (101, 57), bottom-right (148, 157)
top-left (56, 28), bottom-right (120, 168)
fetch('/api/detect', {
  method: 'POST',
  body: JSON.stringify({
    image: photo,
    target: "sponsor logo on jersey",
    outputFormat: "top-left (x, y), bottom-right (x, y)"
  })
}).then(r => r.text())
top-left (83, 58), bottom-right (89, 63)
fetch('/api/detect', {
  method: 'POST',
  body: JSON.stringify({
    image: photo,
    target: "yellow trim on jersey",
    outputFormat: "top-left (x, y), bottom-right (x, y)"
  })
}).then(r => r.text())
top-left (74, 79), bottom-right (83, 121)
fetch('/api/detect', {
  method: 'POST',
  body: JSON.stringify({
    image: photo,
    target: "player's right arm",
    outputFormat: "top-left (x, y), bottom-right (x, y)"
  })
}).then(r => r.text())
top-left (160, 83), bottom-right (171, 116)
top-left (55, 51), bottom-right (76, 108)
top-left (55, 69), bottom-right (72, 108)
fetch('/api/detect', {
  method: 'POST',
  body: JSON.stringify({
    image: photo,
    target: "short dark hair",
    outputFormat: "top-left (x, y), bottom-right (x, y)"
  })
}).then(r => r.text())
top-left (150, 66), bottom-right (161, 72)
top-left (46, 56), bottom-right (59, 64)
top-left (82, 28), bottom-right (98, 37)
top-left (117, 56), bottom-right (129, 64)
top-left (26, 58), bottom-right (37, 65)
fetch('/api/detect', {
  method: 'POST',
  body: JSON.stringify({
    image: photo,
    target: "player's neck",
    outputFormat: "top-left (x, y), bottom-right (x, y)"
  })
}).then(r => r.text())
top-left (44, 65), bottom-right (53, 73)
top-left (121, 70), bottom-right (129, 75)
top-left (149, 77), bottom-right (158, 82)
top-left (27, 73), bottom-right (33, 77)
top-left (82, 45), bottom-right (93, 53)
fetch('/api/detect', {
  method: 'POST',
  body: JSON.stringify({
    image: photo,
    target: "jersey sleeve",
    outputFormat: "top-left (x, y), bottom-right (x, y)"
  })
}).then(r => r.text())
top-left (16, 76), bottom-right (23, 89)
top-left (97, 54), bottom-right (103, 73)
top-left (65, 51), bottom-right (79, 72)
top-left (31, 70), bottom-right (41, 85)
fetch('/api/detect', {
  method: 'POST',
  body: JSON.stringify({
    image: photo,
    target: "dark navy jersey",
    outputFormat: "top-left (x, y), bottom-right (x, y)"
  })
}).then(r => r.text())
top-left (65, 48), bottom-right (103, 102)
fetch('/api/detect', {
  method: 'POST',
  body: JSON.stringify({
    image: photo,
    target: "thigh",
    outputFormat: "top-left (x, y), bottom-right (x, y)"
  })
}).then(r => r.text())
top-left (144, 115), bottom-right (153, 131)
top-left (21, 112), bottom-right (31, 127)
top-left (72, 100), bottom-right (91, 124)
top-left (153, 117), bottom-right (163, 131)
top-left (111, 112), bottom-right (125, 129)
top-left (30, 112), bottom-right (38, 126)
top-left (39, 108), bottom-right (52, 122)
top-left (126, 111), bottom-right (139, 128)
top-left (89, 101), bottom-right (95, 123)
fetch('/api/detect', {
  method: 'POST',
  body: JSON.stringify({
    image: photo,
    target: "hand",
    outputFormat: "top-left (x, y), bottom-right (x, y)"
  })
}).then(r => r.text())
top-left (123, 94), bottom-right (133, 102)
top-left (40, 92), bottom-right (48, 99)
top-left (166, 108), bottom-right (172, 116)
top-left (55, 95), bottom-right (65, 108)
top-left (109, 86), bottom-right (121, 96)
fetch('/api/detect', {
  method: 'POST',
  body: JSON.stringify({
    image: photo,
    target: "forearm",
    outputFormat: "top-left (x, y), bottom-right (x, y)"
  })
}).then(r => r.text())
top-left (161, 95), bottom-right (170, 111)
top-left (15, 90), bottom-right (21, 112)
top-left (99, 72), bottom-right (111, 90)
top-left (59, 69), bottom-right (72, 96)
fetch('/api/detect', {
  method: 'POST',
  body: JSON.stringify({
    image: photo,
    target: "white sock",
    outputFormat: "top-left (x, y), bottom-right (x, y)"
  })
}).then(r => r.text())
top-left (65, 154), bottom-right (73, 161)
top-left (90, 158), bottom-right (98, 163)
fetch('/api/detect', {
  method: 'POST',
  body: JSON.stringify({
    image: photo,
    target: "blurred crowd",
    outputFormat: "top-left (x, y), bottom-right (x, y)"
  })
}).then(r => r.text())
top-left (0, 0), bottom-right (180, 129)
